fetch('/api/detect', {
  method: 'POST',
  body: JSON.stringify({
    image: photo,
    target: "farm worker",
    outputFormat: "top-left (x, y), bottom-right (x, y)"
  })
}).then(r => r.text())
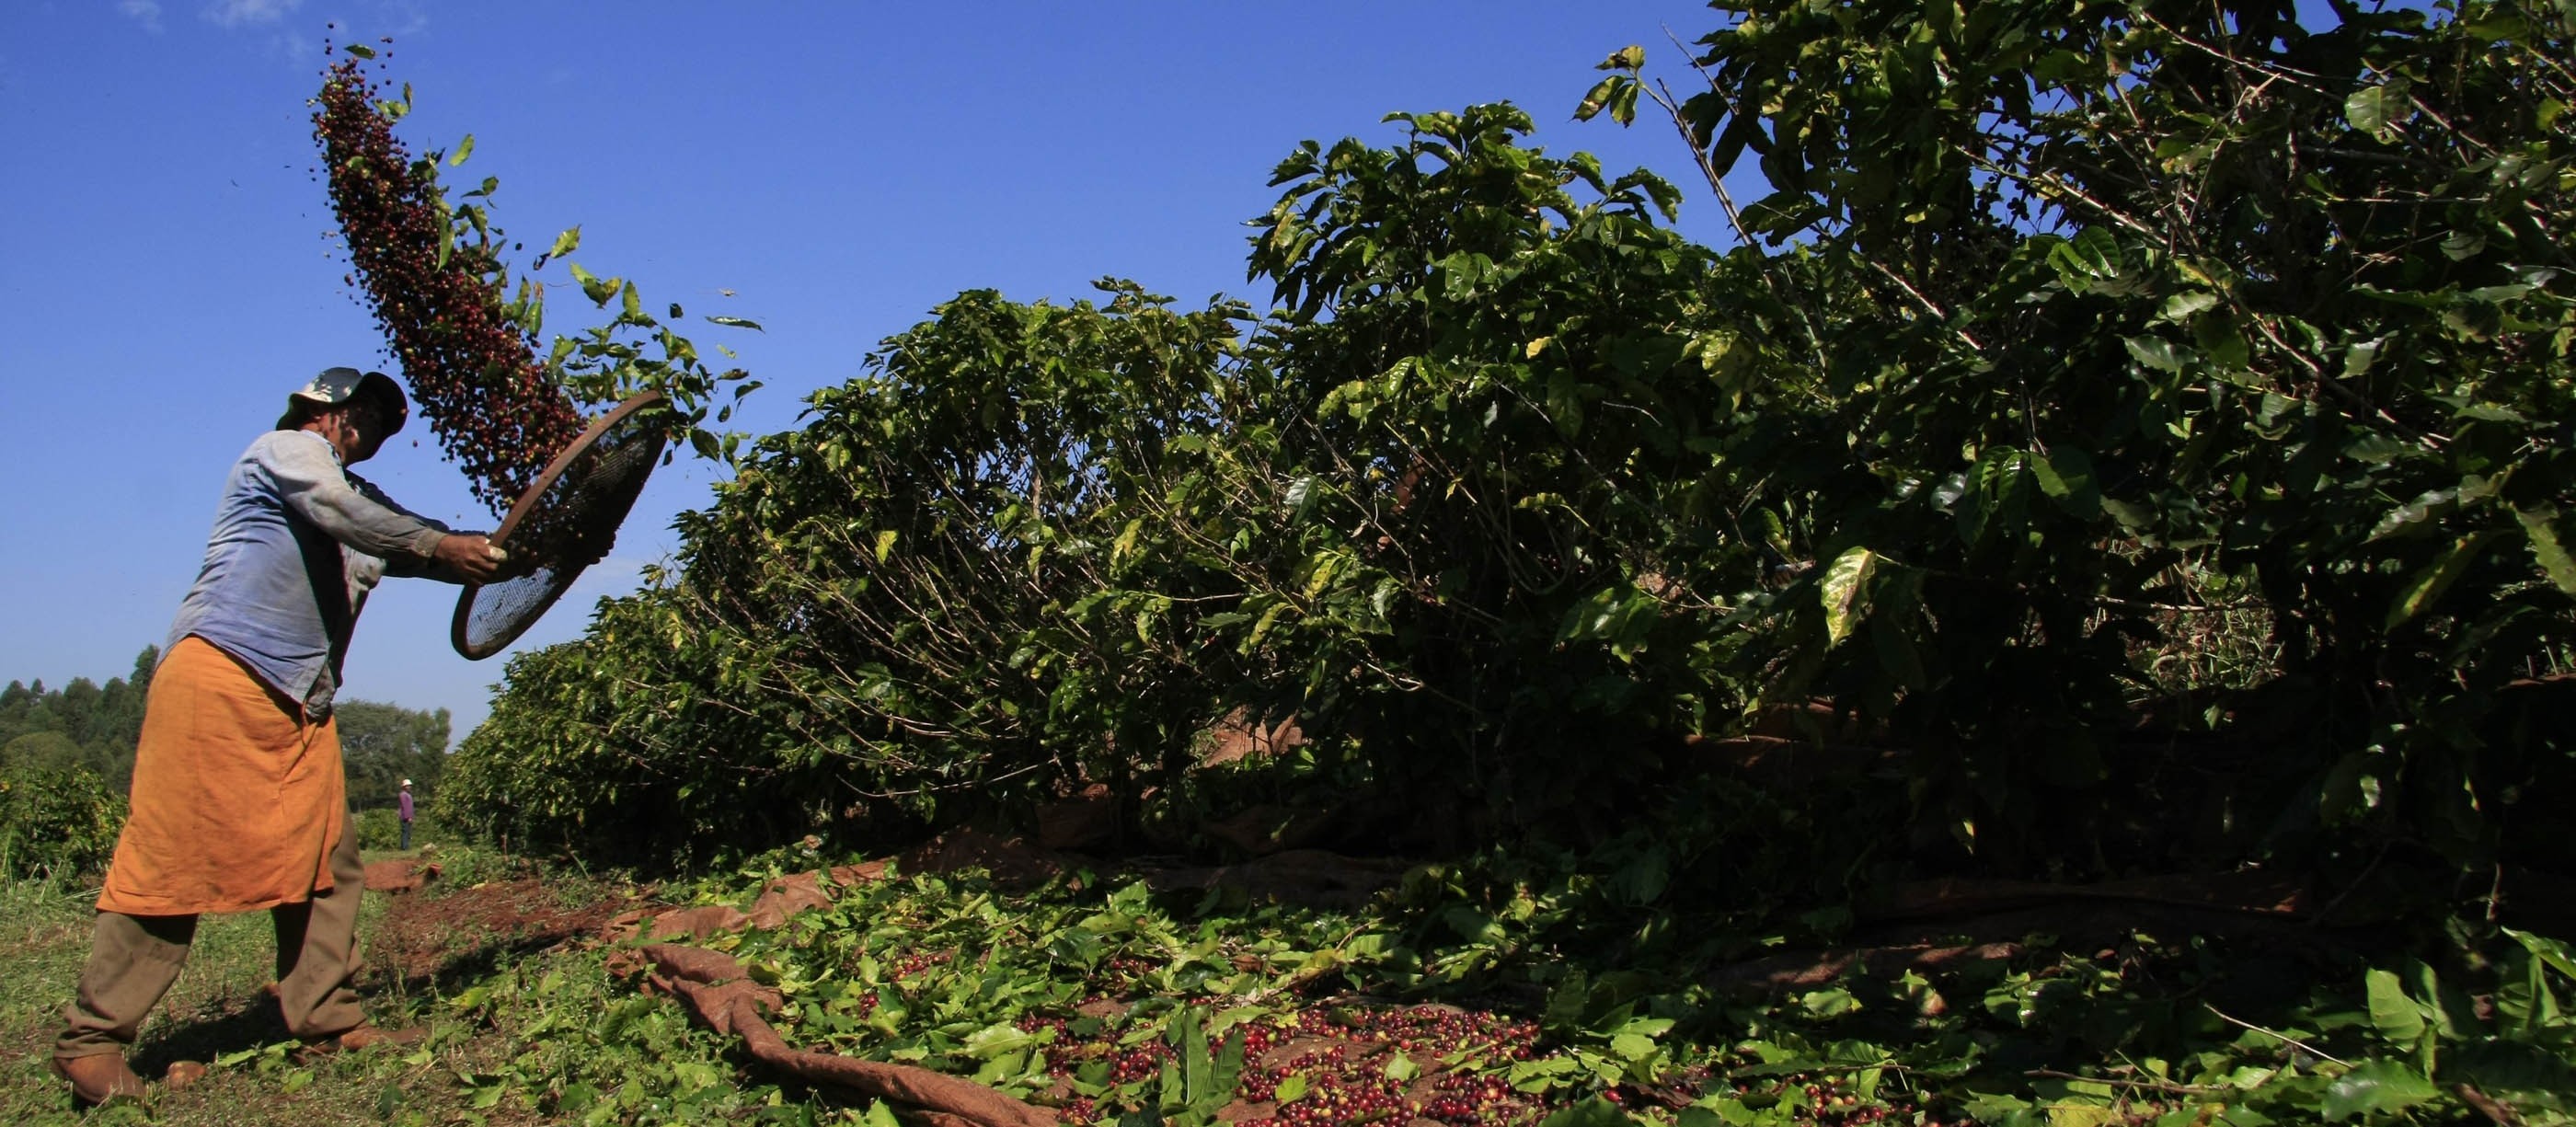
top-left (51, 368), bottom-right (508, 1107)
top-left (398, 778), bottom-right (414, 850)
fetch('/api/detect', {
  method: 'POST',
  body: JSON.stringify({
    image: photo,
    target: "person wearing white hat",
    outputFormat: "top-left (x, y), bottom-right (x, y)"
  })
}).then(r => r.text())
top-left (397, 778), bottom-right (415, 851)
top-left (52, 367), bottom-right (508, 1106)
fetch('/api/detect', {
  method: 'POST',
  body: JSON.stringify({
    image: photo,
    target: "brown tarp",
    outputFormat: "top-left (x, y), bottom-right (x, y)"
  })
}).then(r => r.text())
top-left (624, 944), bottom-right (1056, 1127)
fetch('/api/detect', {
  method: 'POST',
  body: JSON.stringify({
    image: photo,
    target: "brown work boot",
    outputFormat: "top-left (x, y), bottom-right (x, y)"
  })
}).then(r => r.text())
top-left (49, 1052), bottom-right (147, 1107)
top-left (296, 1021), bottom-right (423, 1059)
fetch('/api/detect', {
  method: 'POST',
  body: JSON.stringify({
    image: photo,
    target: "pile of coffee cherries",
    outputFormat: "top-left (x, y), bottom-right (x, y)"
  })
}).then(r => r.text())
top-left (314, 45), bottom-right (584, 517)
top-left (1712, 1064), bottom-right (1950, 1125)
top-left (1016, 1000), bottom-right (1554, 1126)
top-left (1232, 1006), bottom-right (1547, 1127)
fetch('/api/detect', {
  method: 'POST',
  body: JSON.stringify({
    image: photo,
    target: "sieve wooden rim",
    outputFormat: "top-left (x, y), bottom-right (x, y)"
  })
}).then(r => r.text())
top-left (449, 389), bottom-right (666, 660)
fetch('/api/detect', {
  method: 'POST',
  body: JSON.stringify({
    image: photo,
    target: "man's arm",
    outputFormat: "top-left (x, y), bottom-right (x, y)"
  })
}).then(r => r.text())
top-left (266, 433), bottom-right (502, 582)
top-left (344, 473), bottom-right (508, 583)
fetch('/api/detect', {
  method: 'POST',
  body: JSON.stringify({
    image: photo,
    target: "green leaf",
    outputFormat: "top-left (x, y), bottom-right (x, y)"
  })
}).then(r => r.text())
top-left (2100, 496), bottom-right (2153, 532)
top-left (1544, 967), bottom-right (1590, 1037)
top-left (1244, 602), bottom-right (1290, 649)
top-left (448, 133), bottom-right (474, 167)
top-left (961, 1021), bottom-right (1038, 1060)
top-left (2368, 489), bottom-right (2456, 542)
top-left (1558, 586), bottom-right (1638, 646)
top-left (2492, 944), bottom-right (2560, 1036)
top-left (1177, 1007), bottom-right (1212, 1106)
top-left (569, 262), bottom-right (614, 305)
top-left (1800, 987), bottom-right (1859, 1017)
top-left (2031, 449), bottom-right (2101, 517)
top-left (706, 315), bottom-right (764, 331)
top-left (2192, 309), bottom-right (2251, 371)
top-left (1273, 1075), bottom-right (1309, 1104)
top-left (2345, 81), bottom-right (2410, 140)
top-left (2514, 508), bottom-right (2576, 595)
top-left (343, 43), bottom-right (374, 59)
top-left (1576, 75), bottom-right (1624, 122)
top-left (2123, 335), bottom-right (2188, 374)
top-left (2343, 433), bottom-right (2407, 464)
top-left (1819, 547), bottom-right (1879, 646)
top-left (2453, 400), bottom-right (2529, 423)
top-left (2319, 1059), bottom-right (2436, 1121)
top-left (2049, 227), bottom-right (2122, 288)
top-left (2504, 927), bottom-right (2576, 983)
top-left (2363, 969), bottom-right (2424, 1045)
top-left (2385, 532), bottom-right (2494, 629)
top-left (2319, 751), bottom-right (2381, 825)
top-left (2461, 12), bottom-right (2532, 40)
top-left (2159, 291), bottom-right (2220, 322)
top-left (549, 225), bottom-right (582, 259)
top-left (1537, 1097), bottom-right (1640, 1127)
top-left (1609, 83), bottom-right (1639, 126)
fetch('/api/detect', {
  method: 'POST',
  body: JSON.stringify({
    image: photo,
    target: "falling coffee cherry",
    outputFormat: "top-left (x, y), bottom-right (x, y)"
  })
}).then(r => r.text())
top-left (314, 52), bottom-right (585, 520)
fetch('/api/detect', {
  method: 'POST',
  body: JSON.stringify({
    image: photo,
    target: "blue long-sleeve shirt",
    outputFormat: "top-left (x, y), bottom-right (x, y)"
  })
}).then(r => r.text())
top-left (165, 430), bottom-right (458, 719)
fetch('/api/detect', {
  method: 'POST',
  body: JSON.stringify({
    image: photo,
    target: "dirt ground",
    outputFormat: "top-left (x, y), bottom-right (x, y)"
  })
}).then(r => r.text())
top-left (360, 859), bottom-right (656, 988)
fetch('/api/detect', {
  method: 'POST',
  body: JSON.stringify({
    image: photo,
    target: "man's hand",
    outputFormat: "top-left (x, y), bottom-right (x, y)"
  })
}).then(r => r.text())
top-left (432, 534), bottom-right (509, 582)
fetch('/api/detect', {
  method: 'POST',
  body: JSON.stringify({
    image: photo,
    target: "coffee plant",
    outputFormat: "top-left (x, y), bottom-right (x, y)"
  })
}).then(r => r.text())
top-left (439, 111), bottom-right (1771, 862)
top-left (441, 282), bottom-right (1271, 860)
top-left (447, 0), bottom-right (2576, 911)
top-left (1573, 0), bottom-right (2576, 869)
top-left (0, 762), bottom-right (126, 880)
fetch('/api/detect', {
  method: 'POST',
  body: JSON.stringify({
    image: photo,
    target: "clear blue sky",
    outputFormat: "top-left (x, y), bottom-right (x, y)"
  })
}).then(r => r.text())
top-left (1, 2), bottom-right (1731, 741)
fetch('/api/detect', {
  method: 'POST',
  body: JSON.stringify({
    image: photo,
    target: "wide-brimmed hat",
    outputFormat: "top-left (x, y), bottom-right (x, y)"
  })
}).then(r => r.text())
top-left (279, 367), bottom-right (408, 434)
top-left (400, 778), bottom-right (412, 787)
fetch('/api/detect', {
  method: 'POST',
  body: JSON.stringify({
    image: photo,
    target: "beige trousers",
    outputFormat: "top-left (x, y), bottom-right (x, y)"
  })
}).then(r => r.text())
top-left (56, 817), bottom-right (368, 1059)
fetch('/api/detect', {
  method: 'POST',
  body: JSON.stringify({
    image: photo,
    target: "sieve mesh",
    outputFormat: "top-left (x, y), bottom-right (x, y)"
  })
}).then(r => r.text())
top-left (452, 391), bottom-right (667, 660)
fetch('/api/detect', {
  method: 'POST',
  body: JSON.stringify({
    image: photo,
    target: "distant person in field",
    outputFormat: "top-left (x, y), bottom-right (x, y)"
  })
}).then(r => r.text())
top-left (398, 778), bottom-right (415, 850)
top-left (51, 368), bottom-right (506, 1108)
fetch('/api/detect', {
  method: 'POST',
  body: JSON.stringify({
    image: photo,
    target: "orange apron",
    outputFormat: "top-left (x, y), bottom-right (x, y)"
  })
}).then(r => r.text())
top-left (97, 636), bottom-right (347, 915)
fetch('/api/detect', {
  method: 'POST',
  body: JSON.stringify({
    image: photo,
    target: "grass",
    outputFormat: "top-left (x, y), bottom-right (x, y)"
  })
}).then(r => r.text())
top-left (0, 845), bottom-right (616, 1127)
top-left (0, 864), bottom-right (401, 1116)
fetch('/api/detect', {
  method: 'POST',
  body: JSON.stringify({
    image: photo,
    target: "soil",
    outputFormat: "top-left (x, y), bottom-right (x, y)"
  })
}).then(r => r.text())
top-left (362, 869), bottom-right (656, 989)
top-left (361, 858), bottom-right (439, 894)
